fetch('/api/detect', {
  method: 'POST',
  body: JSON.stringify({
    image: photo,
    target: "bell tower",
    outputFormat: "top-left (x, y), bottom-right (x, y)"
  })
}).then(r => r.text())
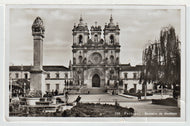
top-left (72, 16), bottom-right (89, 45)
top-left (30, 17), bottom-right (45, 97)
top-left (103, 15), bottom-right (120, 83)
top-left (104, 15), bottom-right (120, 45)
top-left (72, 16), bottom-right (89, 85)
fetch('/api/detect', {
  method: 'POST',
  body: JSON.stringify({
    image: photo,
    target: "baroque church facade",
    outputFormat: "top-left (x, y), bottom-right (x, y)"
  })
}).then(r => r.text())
top-left (72, 16), bottom-right (120, 92)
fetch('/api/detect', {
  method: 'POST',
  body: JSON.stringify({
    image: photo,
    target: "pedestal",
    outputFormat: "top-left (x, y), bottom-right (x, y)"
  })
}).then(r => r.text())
top-left (29, 70), bottom-right (45, 97)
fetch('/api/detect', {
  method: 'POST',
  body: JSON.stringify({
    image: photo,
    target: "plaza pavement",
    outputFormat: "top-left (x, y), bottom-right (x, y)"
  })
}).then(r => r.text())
top-left (55, 93), bottom-right (180, 117)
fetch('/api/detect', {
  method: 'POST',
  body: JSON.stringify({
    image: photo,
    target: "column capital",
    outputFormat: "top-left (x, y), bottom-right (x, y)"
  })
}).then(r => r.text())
top-left (32, 17), bottom-right (45, 38)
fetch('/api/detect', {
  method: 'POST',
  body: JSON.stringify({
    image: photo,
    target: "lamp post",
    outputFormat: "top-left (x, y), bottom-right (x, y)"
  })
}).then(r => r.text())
top-left (66, 79), bottom-right (68, 92)
top-left (10, 77), bottom-right (13, 99)
top-left (24, 82), bottom-right (26, 97)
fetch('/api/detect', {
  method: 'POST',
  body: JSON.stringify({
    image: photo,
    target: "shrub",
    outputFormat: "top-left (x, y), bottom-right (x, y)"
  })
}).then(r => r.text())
top-left (129, 107), bottom-right (134, 113)
top-left (129, 88), bottom-right (135, 93)
top-left (152, 98), bottom-right (177, 106)
top-left (27, 90), bottom-right (42, 97)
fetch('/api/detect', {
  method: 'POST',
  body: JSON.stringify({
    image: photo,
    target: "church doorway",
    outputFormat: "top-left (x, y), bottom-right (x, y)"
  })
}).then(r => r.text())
top-left (92, 74), bottom-right (100, 87)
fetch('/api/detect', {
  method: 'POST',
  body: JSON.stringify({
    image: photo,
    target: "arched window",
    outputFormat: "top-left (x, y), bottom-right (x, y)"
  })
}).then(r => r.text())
top-left (94, 34), bottom-right (98, 42)
top-left (79, 56), bottom-right (83, 64)
top-left (79, 35), bottom-right (83, 44)
top-left (110, 55), bottom-right (114, 64)
top-left (110, 35), bottom-right (114, 44)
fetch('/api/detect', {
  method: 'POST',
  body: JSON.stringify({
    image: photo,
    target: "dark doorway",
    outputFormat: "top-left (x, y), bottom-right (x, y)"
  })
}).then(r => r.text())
top-left (92, 74), bottom-right (100, 87)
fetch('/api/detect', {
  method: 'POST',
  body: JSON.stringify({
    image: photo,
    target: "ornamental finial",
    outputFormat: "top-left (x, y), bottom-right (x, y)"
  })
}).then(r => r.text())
top-left (32, 16), bottom-right (45, 37)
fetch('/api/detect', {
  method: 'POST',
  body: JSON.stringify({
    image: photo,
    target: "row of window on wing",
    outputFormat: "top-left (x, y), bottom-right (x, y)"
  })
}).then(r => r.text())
top-left (78, 35), bottom-right (115, 44)
top-left (46, 80), bottom-right (73, 91)
top-left (46, 73), bottom-right (68, 79)
top-left (12, 73), bottom-right (28, 79)
top-left (124, 73), bottom-right (137, 79)
top-left (46, 83), bottom-right (59, 91)
top-left (11, 73), bottom-right (68, 79)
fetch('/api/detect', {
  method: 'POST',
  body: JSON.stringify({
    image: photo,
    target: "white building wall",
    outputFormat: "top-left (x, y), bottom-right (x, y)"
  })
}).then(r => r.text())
top-left (10, 70), bottom-right (71, 94)
top-left (122, 80), bottom-right (141, 93)
top-left (9, 67), bottom-right (153, 94)
top-left (120, 71), bottom-right (140, 79)
top-left (120, 70), bottom-right (153, 93)
top-left (9, 71), bottom-right (30, 80)
top-left (44, 79), bottom-right (65, 93)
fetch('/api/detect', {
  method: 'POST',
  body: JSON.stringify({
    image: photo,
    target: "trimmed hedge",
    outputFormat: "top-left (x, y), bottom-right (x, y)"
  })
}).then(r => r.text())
top-left (152, 98), bottom-right (177, 106)
top-left (124, 92), bottom-right (153, 97)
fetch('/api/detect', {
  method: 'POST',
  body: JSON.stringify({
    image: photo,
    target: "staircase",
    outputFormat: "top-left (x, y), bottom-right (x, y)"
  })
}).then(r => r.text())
top-left (80, 87), bottom-right (106, 94)
top-left (88, 88), bottom-right (106, 94)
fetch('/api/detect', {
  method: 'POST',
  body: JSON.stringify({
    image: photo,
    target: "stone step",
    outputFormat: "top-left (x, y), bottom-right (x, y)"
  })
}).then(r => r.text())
top-left (80, 88), bottom-right (106, 94)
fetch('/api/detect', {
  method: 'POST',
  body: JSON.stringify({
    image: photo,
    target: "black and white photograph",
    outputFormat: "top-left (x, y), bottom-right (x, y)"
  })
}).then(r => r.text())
top-left (6, 5), bottom-right (185, 120)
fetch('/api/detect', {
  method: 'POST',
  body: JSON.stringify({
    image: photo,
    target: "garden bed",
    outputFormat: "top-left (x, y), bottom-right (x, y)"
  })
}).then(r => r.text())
top-left (10, 103), bottom-right (134, 117)
top-left (9, 99), bottom-right (135, 117)
top-left (152, 98), bottom-right (177, 106)
top-left (60, 103), bottom-right (134, 117)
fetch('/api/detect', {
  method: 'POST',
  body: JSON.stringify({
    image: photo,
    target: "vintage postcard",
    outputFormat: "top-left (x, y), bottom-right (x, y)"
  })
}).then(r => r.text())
top-left (5, 4), bottom-right (186, 122)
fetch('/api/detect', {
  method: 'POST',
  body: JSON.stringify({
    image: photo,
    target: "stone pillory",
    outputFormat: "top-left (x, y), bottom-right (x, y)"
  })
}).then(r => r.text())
top-left (30, 16), bottom-right (46, 97)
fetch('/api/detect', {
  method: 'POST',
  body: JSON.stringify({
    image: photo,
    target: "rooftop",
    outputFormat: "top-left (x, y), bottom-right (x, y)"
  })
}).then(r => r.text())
top-left (9, 65), bottom-right (69, 71)
top-left (120, 64), bottom-right (143, 71)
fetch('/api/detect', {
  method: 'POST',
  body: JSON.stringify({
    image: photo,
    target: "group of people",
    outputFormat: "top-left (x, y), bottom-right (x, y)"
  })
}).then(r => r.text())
top-left (51, 89), bottom-right (59, 96)
top-left (45, 89), bottom-right (59, 97)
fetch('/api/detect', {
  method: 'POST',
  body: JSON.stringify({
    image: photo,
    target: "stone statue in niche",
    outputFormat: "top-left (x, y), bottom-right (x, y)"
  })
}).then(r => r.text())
top-left (83, 58), bottom-right (87, 64)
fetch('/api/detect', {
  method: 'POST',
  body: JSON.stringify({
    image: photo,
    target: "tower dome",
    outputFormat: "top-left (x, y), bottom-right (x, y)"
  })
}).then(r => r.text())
top-left (72, 16), bottom-right (89, 32)
top-left (104, 15), bottom-right (119, 30)
top-left (108, 15), bottom-right (115, 28)
top-left (78, 16), bottom-right (85, 26)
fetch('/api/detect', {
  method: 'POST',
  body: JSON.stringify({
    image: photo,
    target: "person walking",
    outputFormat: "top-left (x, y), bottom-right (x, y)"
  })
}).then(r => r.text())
top-left (75, 95), bottom-right (81, 104)
top-left (52, 89), bottom-right (55, 96)
top-left (55, 89), bottom-right (58, 96)
top-left (137, 91), bottom-right (141, 101)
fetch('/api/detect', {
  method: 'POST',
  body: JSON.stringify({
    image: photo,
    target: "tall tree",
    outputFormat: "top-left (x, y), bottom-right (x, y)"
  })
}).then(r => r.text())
top-left (141, 26), bottom-right (180, 98)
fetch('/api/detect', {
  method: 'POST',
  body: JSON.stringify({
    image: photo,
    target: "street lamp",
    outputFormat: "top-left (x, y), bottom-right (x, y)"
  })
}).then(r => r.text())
top-left (10, 77), bottom-right (13, 99)
top-left (24, 82), bottom-right (26, 97)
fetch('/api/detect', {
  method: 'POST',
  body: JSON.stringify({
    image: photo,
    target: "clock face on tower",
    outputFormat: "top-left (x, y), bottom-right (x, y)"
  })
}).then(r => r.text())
top-left (90, 52), bottom-right (102, 64)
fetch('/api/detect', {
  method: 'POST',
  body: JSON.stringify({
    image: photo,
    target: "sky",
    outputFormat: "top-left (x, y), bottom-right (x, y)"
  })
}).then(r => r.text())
top-left (9, 7), bottom-right (181, 67)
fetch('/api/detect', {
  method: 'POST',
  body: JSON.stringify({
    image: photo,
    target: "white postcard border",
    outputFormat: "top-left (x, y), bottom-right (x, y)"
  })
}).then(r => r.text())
top-left (0, 3), bottom-right (189, 126)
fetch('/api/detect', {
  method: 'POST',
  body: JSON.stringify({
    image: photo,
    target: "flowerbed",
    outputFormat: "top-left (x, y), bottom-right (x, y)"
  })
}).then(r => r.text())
top-left (61, 103), bottom-right (134, 117)
top-left (152, 98), bottom-right (177, 106)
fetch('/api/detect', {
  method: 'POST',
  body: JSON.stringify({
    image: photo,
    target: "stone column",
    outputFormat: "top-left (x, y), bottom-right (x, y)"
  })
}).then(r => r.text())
top-left (29, 17), bottom-right (45, 97)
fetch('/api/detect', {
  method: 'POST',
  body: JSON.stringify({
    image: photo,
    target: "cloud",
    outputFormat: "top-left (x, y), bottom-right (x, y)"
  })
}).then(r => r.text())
top-left (124, 26), bottom-right (140, 32)
top-left (9, 8), bottom-right (181, 66)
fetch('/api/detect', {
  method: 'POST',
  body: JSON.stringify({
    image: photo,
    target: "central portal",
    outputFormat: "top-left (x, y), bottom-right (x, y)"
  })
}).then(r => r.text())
top-left (92, 74), bottom-right (100, 87)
